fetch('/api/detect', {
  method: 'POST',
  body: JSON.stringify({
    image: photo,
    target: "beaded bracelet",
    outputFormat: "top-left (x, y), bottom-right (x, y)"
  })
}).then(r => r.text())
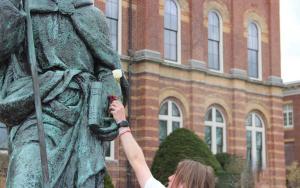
top-left (119, 129), bottom-right (131, 137)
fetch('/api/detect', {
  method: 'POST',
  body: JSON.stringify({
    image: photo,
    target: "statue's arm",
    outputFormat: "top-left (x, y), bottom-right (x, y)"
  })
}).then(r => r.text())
top-left (0, 0), bottom-right (25, 61)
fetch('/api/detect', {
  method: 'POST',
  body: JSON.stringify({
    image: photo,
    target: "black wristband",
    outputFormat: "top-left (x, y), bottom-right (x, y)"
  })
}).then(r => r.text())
top-left (117, 120), bottom-right (129, 128)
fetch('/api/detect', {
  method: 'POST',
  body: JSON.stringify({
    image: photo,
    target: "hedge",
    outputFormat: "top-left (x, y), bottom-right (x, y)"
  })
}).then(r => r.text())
top-left (151, 128), bottom-right (222, 185)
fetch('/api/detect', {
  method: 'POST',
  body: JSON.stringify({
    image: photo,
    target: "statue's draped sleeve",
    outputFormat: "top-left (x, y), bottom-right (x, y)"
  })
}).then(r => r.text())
top-left (0, 0), bottom-right (25, 62)
top-left (71, 6), bottom-right (129, 104)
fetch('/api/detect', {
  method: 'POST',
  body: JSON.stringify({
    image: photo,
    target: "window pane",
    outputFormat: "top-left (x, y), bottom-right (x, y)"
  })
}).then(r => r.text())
top-left (208, 12), bottom-right (220, 41)
top-left (289, 112), bottom-right (293, 126)
top-left (159, 103), bottom-right (168, 115)
top-left (159, 120), bottom-right (168, 143)
top-left (248, 50), bottom-right (258, 78)
top-left (246, 115), bottom-right (252, 127)
top-left (205, 126), bottom-right (212, 150)
top-left (248, 23), bottom-right (258, 50)
top-left (216, 110), bottom-right (224, 123)
top-left (106, 0), bottom-right (119, 19)
top-left (205, 109), bottom-right (213, 121)
top-left (105, 142), bottom-right (112, 157)
top-left (255, 114), bottom-right (262, 128)
top-left (172, 103), bottom-right (180, 117)
top-left (216, 127), bottom-right (223, 153)
top-left (246, 131), bottom-right (252, 166)
top-left (208, 40), bottom-right (219, 70)
top-left (164, 0), bottom-right (178, 30)
top-left (256, 132), bottom-right (263, 170)
top-left (106, 0), bottom-right (119, 52)
top-left (284, 113), bottom-right (287, 126)
top-left (172, 121), bottom-right (180, 131)
top-left (0, 123), bottom-right (8, 150)
top-left (164, 30), bottom-right (177, 61)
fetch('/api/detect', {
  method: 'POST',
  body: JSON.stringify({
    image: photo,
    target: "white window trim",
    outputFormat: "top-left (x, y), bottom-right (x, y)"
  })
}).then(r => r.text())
top-left (205, 107), bottom-right (227, 154)
top-left (208, 10), bottom-right (224, 73)
top-left (248, 21), bottom-right (262, 81)
top-left (105, 141), bottom-right (115, 161)
top-left (159, 100), bottom-right (183, 136)
top-left (246, 113), bottom-right (267, 170)
top-left (164, 0), bottom-right (181, 64)
top-left (284, 104), bottom-right (294, 128)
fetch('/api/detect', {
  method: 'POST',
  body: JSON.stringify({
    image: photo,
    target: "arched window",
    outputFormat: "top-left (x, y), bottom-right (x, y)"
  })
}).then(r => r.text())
top-left (204, 107), bottom-right (226, 154)
top-left (159, 100), bottom-right (183, 143)
top-left (246, 112), bottom-right (266, 170)
top-left (247, 22), bottom-right (260, 79)
top-left (164, 0), bottom-right (180, 62)
top-left (208, 11), bottom-right (222, 72)
top-left (106, 0), bottom-right (121, 52)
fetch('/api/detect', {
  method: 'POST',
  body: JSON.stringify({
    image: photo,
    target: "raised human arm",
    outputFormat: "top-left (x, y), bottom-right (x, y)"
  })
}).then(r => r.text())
top-left (0, 0), bottom-right (25, 61)
top-left (109, 101), bottom-right (152, 188)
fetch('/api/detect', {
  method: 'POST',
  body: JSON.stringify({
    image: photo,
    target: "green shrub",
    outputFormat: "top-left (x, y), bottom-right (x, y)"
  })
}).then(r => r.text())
top-left (151, 128), bottom-right (222, 185)
top-left (104, 172), bottom-right (114, 188)
top-left (215, 153), bottom-right (247, 188)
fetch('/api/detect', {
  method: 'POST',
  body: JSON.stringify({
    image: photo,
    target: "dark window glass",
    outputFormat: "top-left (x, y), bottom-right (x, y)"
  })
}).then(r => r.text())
top-left (172, 121), bottom-right (180, 131)
top-left (246, 130), bottom-right (252, 167)
top-left (205, 109), bottom-right (213, 121)
top-left (285, 142), bottom-right (295, 166)
top-left (205, 126), bottom-right (212, 150)
top-left (106, 0), bottom-right (119, 51)
top-left (284, 113), bottom-right (287, 126)
top-left (248, 23), bottom-right (259, 78)
top-left (159, 103), bottom-right (168, 115)
top-left (172, 103), bottom-right (180, 117)
top-left (216, 127), bottom-right (223, 153)
top-left (105, 143), bottom-right (111, 157)
top-left (0, 123), bottom-right (8, 150)
top-left (289, 112), bottom-right (293, 125)
top-left (164, 0), bottom-right (178, 61)
top-left (159, 120), bottom-right (168, 143)
top-left (256, 132), bottom-right (263, 171)
top-left (208, 11), bottom-right (220, 70)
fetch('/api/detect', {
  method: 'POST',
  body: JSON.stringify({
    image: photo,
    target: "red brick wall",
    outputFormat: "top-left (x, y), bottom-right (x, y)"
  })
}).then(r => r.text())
top-left (93, 0), bottom-right (284, 187)
top-left (284, 94), bottom-right (300, 166)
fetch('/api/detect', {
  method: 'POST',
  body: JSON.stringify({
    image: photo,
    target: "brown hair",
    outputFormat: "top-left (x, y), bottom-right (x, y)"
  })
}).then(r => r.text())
top-left (171, 160), bottom-right (215, 188)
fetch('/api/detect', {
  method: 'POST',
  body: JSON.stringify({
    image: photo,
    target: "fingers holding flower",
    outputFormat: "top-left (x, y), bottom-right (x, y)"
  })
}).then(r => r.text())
top-left (109, 100), bottom-right (126, 123)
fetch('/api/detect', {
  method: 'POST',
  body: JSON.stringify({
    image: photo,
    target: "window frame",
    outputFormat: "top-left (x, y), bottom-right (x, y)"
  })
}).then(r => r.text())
top-left (164, 0), bottom-right (181, 64)
top-left (204, 107), bottom-right (227, 154)
top-left (159, 100), bottom-right (183, 142)
top-left (105, 0), bottom-right (122, 54)
top-left (283, 104), bottom-right (294, 128)
top-left (207, 10), bottom-right (224, 73)
top-left (247, 21), bottom-right (262, 80)
top-left (105, 141), bottom-right (115, 161)
top-left (246, 112), bottom-right (267, 170)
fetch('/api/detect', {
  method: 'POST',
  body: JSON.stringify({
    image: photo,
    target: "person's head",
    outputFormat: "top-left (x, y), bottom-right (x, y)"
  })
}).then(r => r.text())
top-left (167, 160), bottom-right (215, 188)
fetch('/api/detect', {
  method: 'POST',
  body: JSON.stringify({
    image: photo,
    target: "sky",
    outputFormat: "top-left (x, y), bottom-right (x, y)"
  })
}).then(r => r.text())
top-left (280, 0), bottom-right (300, 83)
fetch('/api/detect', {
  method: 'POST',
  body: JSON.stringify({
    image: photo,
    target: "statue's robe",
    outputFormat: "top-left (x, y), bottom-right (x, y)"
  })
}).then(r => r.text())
top-left (0, 0), bottom-right (124, 187)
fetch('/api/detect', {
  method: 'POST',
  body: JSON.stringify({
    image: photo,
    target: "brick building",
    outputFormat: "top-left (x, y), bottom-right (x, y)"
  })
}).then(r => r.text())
top-left (0, 0), bottom-right (286, 188)
top-left (283, 82), bottom-right (300, 166)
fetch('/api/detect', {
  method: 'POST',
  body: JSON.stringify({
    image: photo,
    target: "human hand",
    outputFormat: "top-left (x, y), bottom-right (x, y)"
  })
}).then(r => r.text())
top-left (109, 100), bottom-right (126, 123)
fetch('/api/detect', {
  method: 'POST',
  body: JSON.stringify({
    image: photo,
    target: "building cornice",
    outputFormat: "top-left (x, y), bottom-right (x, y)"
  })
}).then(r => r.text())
top-left (121, 49), bottom-right (284, 89)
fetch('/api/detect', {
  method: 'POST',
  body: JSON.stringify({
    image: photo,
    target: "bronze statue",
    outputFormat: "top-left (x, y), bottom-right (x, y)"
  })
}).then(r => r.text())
top-left (0, 0), bottom-right (128, 187)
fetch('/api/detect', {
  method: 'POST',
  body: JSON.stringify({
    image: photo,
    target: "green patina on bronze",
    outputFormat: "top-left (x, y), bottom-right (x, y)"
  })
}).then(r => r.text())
top-left (0, 0), bottom-right (128, 187)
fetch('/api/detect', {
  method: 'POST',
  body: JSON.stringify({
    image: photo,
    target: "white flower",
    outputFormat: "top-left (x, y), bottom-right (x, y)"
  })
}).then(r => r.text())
top-left (112, 69), bottom-right (122, 82)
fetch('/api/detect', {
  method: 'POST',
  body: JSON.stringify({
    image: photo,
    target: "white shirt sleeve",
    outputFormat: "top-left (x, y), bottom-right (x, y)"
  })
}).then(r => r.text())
top-left (144, 177), bottom-right (165, 188)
